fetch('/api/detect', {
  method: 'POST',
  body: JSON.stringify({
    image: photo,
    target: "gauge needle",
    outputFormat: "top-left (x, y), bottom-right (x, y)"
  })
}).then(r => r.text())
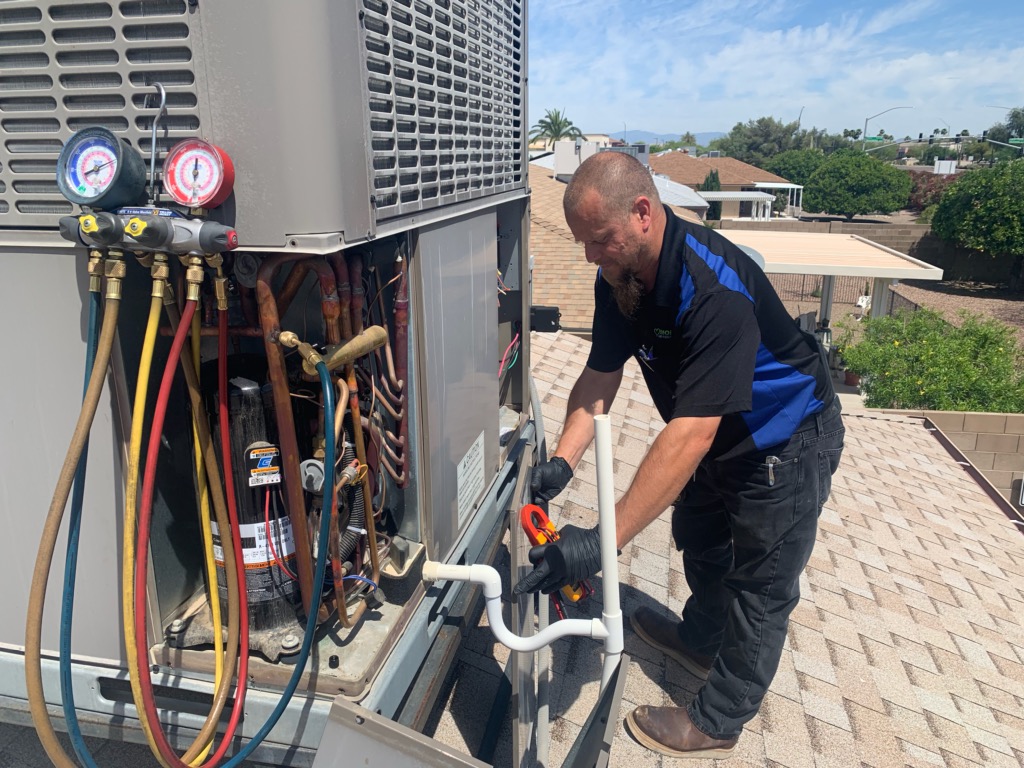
top-left (85, 160), bottom-right (113, 177)
top-left (192, 157), bottom-right (200, 181)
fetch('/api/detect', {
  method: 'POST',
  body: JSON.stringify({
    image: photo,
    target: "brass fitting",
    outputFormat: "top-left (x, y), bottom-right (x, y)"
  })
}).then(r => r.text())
top-left (184, 255), bottom-right (204, 302)
top-left (150, 253), bottom-right (170, 299)
top-left (135, 253), bottom-right (155, 269)
top-left (278, 330), bottom-right (324, 367)
top-left (163, 282), bottom-right (177, 307)
top-left (104, 248), bottom-right (127, 302)
top-left (214, 276), bottom-right (229, 311)
top-left (86, 249), bottom-right (104, 294)
top-left (205, 252), bottom-right (224, 269)
top-left (313, 325), bottom-right (389, 376)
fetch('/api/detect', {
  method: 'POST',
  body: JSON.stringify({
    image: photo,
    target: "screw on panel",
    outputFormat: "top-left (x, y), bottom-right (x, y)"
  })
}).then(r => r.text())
top-left (169, 619), bottom-right (184, 633)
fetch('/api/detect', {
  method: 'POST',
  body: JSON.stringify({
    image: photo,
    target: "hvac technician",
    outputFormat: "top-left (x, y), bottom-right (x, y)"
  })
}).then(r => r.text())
top-left (515, 152), bottom-right (845, 759)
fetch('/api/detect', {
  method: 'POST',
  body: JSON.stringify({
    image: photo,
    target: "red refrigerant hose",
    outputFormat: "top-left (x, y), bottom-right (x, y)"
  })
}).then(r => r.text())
top-left (134, 299), bottom-right (248, 768)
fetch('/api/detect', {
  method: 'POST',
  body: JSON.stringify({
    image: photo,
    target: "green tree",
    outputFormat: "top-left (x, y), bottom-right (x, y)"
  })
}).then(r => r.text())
top-left (764, 149), bottom-right (825, 186)
top-left (932, 161), bottom-right (1024, 290)
top-left (841, 309), bottom-right (1024, 411)
top-left (803, 153), bottom-right (912, 220)
top-left (708, 116), bottom-right (801, 166)
top-left (529, 108), bottom-right (584, 147)
top-left (680, 131), bottom-right (697, 145)
top-left (698, 169), bottom-right (722, 220)
top-left (842, 128), bottom-right (862, 141)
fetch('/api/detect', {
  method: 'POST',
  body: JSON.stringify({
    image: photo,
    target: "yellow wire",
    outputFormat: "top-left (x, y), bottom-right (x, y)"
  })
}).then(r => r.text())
top-left (122, 294), bottom-right (172, 768)
top-left (188, 306), bottom-right (222, 765)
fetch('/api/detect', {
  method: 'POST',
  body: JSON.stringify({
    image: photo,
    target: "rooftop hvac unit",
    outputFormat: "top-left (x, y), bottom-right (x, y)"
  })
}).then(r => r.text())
top-left (0, 0), bottom-right (527, 248)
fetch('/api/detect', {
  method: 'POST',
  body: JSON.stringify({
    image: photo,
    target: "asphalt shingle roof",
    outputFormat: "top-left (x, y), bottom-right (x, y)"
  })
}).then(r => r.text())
top-left (431, 331), bottom-right (1024, 768)
top-left (651, 152), bottom-right (791, 187)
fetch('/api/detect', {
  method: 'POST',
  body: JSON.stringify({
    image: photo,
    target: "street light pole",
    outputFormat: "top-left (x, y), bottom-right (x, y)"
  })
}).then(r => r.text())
top-left (862, 106), bottom-right (913, 151)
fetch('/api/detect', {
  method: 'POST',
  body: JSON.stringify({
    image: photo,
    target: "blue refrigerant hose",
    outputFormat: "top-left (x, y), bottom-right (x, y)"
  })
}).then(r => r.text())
top-left (60, 289), bottom-right (102, 768)
top-left (221, 360), bottom-right (336, 768)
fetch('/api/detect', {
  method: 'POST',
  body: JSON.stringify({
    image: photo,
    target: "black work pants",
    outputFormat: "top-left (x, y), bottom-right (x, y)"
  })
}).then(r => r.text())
top-left (672, 397), bottom-right (845, 739)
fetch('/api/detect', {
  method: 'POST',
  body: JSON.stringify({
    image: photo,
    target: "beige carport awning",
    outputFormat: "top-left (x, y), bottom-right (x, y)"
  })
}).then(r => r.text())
top-left (718, 230), bottom-right (943, 281)
top-left (717, 229), bottom-right (943, 322)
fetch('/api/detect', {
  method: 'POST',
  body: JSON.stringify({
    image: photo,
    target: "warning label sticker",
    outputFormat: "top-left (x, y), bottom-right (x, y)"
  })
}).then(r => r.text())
top-left (211, 518), bottom-right (295, 570)
top-left (245, 445), bottom-right (282, 487)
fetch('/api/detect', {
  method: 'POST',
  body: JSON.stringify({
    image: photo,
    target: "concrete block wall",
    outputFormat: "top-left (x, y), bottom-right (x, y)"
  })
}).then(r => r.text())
top-left (915, 411), bottom-right (1024, 504)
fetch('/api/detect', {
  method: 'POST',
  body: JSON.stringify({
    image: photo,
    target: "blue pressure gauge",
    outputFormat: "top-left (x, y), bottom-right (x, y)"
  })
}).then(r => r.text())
top-left (56, 127), bottom-right (147, 209)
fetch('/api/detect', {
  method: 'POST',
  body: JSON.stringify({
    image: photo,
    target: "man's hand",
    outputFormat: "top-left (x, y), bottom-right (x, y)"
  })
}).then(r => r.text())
top-left (513, 524), bottom-right (601, 595)
top-left (530, 457), bottom-right (574, 505)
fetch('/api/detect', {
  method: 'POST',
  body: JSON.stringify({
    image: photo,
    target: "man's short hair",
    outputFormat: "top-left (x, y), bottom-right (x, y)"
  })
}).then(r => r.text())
top-left (563, 151), bottom-right (661, 220)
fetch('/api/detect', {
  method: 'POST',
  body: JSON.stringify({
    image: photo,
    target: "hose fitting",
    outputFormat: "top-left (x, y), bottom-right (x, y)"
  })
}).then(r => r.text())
top-left (183, 255), bottom-right (204, 302)
top-left (104, 249), bottom-right (127, 302)
top-left (86, 250), bottom-right (104, 294)
top-left (214, 275), bottom-right (229, 311)
top-left (278, 330), bottom-right (324, 367)
top-left (150, 253), bottom-right (170, 300)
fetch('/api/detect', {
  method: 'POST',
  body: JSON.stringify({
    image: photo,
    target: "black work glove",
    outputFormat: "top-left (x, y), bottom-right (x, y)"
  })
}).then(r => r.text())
top-left (513, 524), bottom-right (601, 595)
top-left (530, 457), bottom-right (573, 505)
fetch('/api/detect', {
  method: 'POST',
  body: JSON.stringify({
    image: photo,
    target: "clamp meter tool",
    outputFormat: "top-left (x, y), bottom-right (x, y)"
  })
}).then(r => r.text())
top-left (520, 504), bottom-right (594, 620)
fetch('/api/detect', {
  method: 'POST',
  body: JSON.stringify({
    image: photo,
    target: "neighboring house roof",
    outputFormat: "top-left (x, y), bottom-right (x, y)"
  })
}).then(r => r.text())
top-left (468, 329), bottom-right (1024, 767)
top-left (650, 151), bottom-right (791, 187)
top-left (532, 152), bottom-right (708, 213)
top-left (528, 160), bottom-right (703, 333)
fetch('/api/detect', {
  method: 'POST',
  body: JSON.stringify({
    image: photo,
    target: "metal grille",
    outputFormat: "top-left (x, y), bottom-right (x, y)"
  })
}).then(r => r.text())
top-left (360, 0), bottom-right (525, 221)
top-left (0, 0), bottom-right (198, 228)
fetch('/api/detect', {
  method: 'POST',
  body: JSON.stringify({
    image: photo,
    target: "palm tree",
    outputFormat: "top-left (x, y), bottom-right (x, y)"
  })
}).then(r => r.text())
top-left (681, 131), bottom-right (697, 145)
top-left (530, 108), bottom-right (584, 148)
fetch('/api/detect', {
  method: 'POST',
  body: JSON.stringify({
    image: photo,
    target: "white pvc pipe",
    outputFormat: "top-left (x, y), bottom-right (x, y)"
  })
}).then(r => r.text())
top-left (422, 561), bottom-right (609, 653)
top-left (593, 414), bottom-right (624, 693)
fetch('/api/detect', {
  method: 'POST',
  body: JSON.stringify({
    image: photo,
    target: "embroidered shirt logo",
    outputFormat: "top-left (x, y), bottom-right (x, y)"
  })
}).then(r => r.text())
top-left (653, 328), bottom-right (672, 339)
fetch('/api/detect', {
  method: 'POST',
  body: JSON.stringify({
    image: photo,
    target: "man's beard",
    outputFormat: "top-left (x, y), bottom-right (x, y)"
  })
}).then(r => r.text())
top-left (610, 270), bottom-right (644, 317)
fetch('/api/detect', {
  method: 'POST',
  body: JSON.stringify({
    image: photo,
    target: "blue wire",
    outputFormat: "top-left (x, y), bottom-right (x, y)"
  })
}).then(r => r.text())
top-left (343, 574), bottom-right (378, 593)
top-left (221, 361), bottom-right (336, 767)
top-left (61, 289), bottom-right (101, 768)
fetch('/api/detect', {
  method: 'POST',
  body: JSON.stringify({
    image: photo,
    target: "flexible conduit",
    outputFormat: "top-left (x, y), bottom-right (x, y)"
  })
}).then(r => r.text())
top-left (25, 285), bottom-right (122, 768)
top-left (59, 287), bottom-right (102, 768)
top-left (134, 298), bottom-right (242, 767)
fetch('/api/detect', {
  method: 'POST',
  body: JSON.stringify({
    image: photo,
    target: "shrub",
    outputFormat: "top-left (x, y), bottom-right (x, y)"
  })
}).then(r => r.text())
top-left (908, 172), bottom-right (956, 211)
top-left (840, 308), bottom-right (1024, 411)
top-left (916, 204), bottom-right (938, 225)
top-left (803, 153), bottom-right (913, 220)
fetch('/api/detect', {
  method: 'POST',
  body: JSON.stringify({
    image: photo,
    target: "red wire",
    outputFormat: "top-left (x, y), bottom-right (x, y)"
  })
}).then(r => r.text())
top-left (265, 487), bottom-right (298, 581)
top-left (134, 300), bottom-right (246, 768)
top-left (498, 331), bottom-right (520, 377)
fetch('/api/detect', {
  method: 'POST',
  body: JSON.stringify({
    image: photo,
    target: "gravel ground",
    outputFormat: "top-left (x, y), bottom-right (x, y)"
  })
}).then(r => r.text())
top-left (892, 279), bottom-right (1024, 346)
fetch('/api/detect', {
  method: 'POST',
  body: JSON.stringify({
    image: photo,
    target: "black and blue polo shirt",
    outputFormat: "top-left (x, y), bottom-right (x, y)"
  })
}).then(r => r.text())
top-left (587, 206), bottom-right (834, 460)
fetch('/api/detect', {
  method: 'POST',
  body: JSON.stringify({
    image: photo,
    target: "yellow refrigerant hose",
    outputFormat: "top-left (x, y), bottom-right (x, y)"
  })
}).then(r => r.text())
top-left (123, 282), bottom-right (172, 768)
top-left (25, 260), bottom-right (123, 768)
top-left (188, 305), bottom-right (223, 765)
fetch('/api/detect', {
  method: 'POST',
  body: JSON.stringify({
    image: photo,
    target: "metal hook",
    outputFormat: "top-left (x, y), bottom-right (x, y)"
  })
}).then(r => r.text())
top-left (148, 82), bottom-right (167, 204)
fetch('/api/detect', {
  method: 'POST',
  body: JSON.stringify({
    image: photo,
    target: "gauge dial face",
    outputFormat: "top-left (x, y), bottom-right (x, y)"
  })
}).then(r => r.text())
top-left (65, 136), bottom-right (119, 201)
top-left (163, 139), bottom-right (227, 208)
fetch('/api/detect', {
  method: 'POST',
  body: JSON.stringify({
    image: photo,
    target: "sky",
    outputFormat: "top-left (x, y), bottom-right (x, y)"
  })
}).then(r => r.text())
top-left (527, 0), bottom-right (1024, 140)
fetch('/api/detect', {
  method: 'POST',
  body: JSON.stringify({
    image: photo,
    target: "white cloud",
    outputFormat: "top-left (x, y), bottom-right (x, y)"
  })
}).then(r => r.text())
top-left (528, 0), bottom-right (1024, 136)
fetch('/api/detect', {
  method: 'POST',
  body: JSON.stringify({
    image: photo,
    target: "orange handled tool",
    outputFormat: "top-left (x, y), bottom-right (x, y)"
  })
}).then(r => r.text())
top-left (520, 504), bottom-right (592, 606)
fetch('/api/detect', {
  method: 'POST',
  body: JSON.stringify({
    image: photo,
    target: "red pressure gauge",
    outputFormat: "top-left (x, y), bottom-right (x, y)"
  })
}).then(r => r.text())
top-left (162, 138), bottom-right (235, 209)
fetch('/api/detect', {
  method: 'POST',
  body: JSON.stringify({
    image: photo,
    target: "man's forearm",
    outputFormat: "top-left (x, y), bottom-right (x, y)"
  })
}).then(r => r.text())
top-left (614, 416), bottom-right (718, 549)
top-left (552, 367), bottom-right (623, 469)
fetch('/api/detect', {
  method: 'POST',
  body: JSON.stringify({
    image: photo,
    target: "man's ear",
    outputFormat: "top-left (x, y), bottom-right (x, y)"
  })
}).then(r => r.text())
top-left (634, 196), bottom-right (654, 230)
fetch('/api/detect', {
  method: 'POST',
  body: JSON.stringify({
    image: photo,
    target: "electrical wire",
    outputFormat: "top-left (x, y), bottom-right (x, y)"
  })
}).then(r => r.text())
top-left (265, 487), bottom-right (298, 582)
top-left (26, 286), bottom-right (121, 768)
top-left (59, 287), bottom-right (102, 768)
top-left (343, 574), bottom-right (379, 593)
top-left (498, 331), bottom-right (521, 377)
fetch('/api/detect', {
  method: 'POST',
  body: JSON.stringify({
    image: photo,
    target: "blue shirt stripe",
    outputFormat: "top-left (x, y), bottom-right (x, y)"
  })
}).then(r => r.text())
top-left (742, 344), bottom-right (823, 449)
top-left (685, 233), bottom-right (754, 303)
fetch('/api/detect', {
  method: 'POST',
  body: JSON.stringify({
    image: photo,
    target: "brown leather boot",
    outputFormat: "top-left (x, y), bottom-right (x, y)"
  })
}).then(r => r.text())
top-left (629, 607), bottom-right (713, 679)
top-left (625, 705), bottom-right (739, 758)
